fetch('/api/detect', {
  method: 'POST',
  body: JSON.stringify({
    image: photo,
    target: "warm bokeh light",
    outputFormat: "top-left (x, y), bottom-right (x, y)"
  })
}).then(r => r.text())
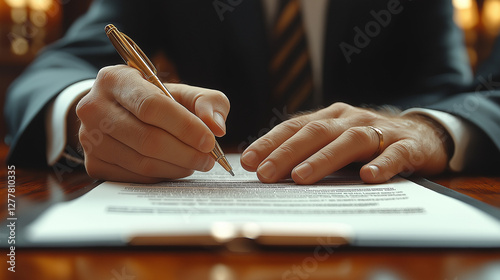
top-left (10, 36), bottom-right (29, 55)
top-left (28, 0), bottom-right (52, 11)
top-left (453, 0), bottom-right (479, 29)
top-left (1, 0), bottom-right (61, 57)
top-left (30, 9), bottom-right (47, 27)
top-left (10, 7), bottom-right (27, 23)
top-left (482, 0), bottom-right (500, 35)
top-left (5, 0), bottom-right (27, 8)
top-left (453, 0), bottom-right (474, 9)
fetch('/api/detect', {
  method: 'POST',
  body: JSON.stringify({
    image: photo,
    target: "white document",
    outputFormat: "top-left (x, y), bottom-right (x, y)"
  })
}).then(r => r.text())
top-left (25, 155), bottom-right (500, 247)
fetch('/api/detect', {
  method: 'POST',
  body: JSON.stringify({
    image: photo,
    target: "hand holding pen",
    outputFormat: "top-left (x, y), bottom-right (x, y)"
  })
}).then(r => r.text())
top-left (74, 25), bottom-right (232, 183)
top-left (105, 24), bottom-right (233, 175)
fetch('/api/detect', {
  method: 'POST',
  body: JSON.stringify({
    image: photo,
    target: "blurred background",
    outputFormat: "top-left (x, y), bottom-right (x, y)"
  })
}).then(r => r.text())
top-left (0, 0), bottom-right (499, 147)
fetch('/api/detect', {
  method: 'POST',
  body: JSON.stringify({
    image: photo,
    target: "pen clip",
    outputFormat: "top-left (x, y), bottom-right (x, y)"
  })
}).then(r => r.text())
top-left (105, 24), bottom-right (157, 77)
top-left (122, 33), bottom-right (158, 75)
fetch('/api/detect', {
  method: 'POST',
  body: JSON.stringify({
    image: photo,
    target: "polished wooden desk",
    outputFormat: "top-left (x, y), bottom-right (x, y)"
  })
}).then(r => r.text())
top-left (1, 144), bottom-right (499, 280)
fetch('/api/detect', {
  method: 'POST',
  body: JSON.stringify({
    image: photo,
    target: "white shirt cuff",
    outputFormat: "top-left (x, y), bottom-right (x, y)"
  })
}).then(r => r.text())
top-left (45, 79), bottom-right (95, 166)
top-left (401, 108), bottom-right (476, 172)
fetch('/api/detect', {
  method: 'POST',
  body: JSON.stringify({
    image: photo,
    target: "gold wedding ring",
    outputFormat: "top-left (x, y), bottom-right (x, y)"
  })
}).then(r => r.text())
top-left (368, 126), bottom-right (384, 156)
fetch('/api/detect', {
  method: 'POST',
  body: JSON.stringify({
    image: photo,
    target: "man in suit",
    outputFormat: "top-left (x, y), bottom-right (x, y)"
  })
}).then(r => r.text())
top-left (242, 33), bottom-right (500, 184)
top-left (6, 0), bottom-right (494, 183)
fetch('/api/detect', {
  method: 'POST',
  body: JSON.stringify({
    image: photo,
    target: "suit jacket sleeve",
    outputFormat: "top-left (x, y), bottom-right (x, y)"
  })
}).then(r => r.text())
top-left (426, 35), bottom-right (500, 172)
top-left (426, 91), bottom-right (500, 172)
top-left (4, 0), bottom-right (160, 166)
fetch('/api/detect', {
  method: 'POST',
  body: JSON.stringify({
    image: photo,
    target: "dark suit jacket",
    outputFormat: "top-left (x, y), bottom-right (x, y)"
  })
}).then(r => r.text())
top-left (5, 0), bottom-right (475, 167)
top-left (428, 35), bottom-right (500, 172)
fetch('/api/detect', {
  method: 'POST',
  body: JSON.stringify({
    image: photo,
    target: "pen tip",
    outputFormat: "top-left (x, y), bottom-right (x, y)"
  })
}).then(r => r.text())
top-left (229, 170), bottom-right (235, 176)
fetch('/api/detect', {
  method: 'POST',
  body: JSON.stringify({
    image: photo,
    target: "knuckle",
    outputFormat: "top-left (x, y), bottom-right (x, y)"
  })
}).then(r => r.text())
top-left (330, 102), bottom-right (349, 110)
top-left (214, 91), bottom-right (230, 109)
top-left (281, 118), bottom-right (305, 134)
top-left (343, 127), bottom-right (372, 146)
top-left (256, 136), bottom-right (278, 151)
top-left (136, 127), bottom-right (160, 156)
top-left (327, 102), bottom-right (350, 114)
top-left (276, 143), bottom-right (296, 162)
top-left (316, 149), bottom-right (337, 167)
top-left (303, 120), bottom-right (333, 137)
top-left (376, 142), bottom-right (419, 177)
top-left (134, 90), bottom-right (159, 122)
top-left (321, 102), bottom-right (356, 119)
top-left (358, 111), bottom-right (380, 124)
top-left (193, 88), bottom-right (230, 112)
top-left (377, 155), bottom-right (399, 170)
top-left (206, 89), bottom-right (224, 98)
top-left (377, 141), bottom-right (417, 170)
top-left (76, 94), bottom-right (97, 120)
top-left (96, 66), bottom-right (123, 86)
top-left (136, 157), bottom-right (156, 176)
top-left (176, 117), bottom-right (198, 139)
top-left (213, 89), bottom-right (229, 102)
top-left (392, 141), bottom-right (414, 158)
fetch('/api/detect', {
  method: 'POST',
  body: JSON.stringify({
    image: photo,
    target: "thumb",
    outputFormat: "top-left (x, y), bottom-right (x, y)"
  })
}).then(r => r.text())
top-left (195, 95), bottom-right (230, 137)
top-left (167, 83), bottom-right (230, 137)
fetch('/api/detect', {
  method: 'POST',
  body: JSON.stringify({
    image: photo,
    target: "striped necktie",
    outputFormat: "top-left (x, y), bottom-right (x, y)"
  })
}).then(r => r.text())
top-left (269, 0), bottom-right (314, 113)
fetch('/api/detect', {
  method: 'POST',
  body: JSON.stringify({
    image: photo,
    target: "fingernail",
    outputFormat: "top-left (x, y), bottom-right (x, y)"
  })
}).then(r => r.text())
top-left (295, 163), bottom-right (313, 180)
top-left (213, 112), bottom-right (226, 133)
top-left (368, 165), bottom-right (379, 178)
top-left (241, 151), bottom-right (258, 167)
top-left (258, 161), bottom-right (276, 180)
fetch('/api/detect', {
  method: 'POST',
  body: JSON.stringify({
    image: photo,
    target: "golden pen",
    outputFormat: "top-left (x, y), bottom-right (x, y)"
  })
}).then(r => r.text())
top-left (105, 24), bottom-right (234, 176)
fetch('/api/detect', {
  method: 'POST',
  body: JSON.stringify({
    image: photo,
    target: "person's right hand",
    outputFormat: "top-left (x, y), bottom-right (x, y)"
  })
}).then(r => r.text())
top-left (76, 65), bottom-right (230, 183)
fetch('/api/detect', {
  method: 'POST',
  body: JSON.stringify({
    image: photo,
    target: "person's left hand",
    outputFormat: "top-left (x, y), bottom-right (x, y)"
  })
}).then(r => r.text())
top-left (240, 102), bottom-right (451, 184)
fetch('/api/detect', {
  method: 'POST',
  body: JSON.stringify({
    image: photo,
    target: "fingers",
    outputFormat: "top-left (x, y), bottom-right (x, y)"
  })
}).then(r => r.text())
top-left (241, 102), bottom-right (354, 171)
top-left (360, 138), bottom-right (448, 184)
top-left (76, 65), bottom-right (230, 182)
top-left (85, 156), bottom-right (190, 184)
top-left (93, 65), bottom-right (216, 153)
top-left (95, 102), bottom-right (214, 170)
top-left (241, 102), bottom-right (449, 185)
top-left (360, 141), bottom-right (417, 184)
top-left (241, 115), bottom-right (316, 171)
top-left (249, 123), bottom-right (383, 184)
top-left (81, 133), bottom-right (204, 181)
top-left (254, 119), bottom-right (346, 182)
top-left (167, 83), bottom-right (230, 137)
top-left (78, 92), bottom-right (214, 172)
top-left (291, 126), bottom-right (383, 184)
